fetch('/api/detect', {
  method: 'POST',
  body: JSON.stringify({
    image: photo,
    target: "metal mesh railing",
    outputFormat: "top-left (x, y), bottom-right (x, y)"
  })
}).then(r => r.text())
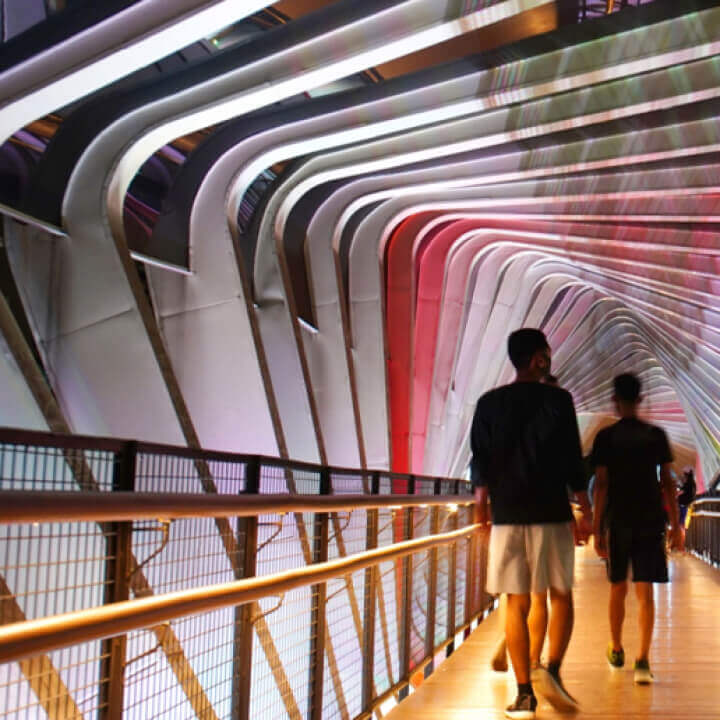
top-left (686, 497), bottom-right (720, 569)
top-left (0, 428), bottom-right (486, 720)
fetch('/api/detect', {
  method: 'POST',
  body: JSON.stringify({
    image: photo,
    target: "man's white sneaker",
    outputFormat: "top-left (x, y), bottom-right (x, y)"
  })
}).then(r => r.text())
top-left (533, 665), bottom-right (579, 712)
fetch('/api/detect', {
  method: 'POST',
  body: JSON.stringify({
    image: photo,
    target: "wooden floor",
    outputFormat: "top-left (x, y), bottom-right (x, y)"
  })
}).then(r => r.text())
top-left (386, 546), bottom-right (720, 719)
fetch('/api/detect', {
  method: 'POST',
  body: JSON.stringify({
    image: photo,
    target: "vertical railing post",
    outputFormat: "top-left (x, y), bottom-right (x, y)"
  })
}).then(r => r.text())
top-left (309, 467), bottom-right (331, 720)
top-left (446, 495), bottom-right (458, 656)
top-left (99, 441), bottom-right (136, 720)
top-left (361, 471), bottom-right (380, 712)
top-left (465, 523), bottom-right (476, 626)
top-left (232, 456), bottom-right (260, 720)
top-left (423, 480), bottom-right (441, 666)
top-left (398, 475), bottom-right (415, 699)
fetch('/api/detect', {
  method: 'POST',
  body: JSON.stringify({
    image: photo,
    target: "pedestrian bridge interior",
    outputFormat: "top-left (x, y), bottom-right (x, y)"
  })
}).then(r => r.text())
top-left (0, 0), bottom-right (719, 718)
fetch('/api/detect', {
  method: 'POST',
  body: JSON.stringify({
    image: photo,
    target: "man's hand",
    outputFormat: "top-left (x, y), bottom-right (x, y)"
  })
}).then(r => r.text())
top-left (669, 524), bottom-right (685, 552)
top-left (571, 492), bottom-right (592, 545)
top-left (594, 531), bottom-right (608, 559)
top-left (575, 511), bottom-right (592, 545)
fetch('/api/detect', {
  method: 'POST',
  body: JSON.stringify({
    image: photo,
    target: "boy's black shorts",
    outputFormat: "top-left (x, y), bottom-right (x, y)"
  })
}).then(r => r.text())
top-left (606, 525), bottom-right (668, 583)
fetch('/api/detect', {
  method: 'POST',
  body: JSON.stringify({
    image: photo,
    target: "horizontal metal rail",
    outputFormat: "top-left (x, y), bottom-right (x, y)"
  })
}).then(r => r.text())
top-left (0, 426), bottom-right (470, 487)
top-left (0, 524), bottom-right (478, 665)
top-left (0, 490), bottom-right (471, 524)
top-left (690, 498), bottom-right (720, 518)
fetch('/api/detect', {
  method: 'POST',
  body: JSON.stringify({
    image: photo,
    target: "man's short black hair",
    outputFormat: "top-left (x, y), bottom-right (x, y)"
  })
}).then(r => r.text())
top-left (613, 373), bottom-right (641, 403)
top-left (507, 328), bottom-right (549, 370)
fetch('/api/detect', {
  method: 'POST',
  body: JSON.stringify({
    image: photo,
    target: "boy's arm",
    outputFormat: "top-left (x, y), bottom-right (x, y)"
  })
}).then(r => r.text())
top-left (660, 462), bottom-right (684, 550)
top-left (593, 465), bottom-right (609, 558)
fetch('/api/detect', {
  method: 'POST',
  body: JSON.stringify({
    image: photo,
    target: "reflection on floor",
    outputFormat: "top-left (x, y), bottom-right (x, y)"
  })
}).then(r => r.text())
top-left (386, 545), bottom-right (720, 719)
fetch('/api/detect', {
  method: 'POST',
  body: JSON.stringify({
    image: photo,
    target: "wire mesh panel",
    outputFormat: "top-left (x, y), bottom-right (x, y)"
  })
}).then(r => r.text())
top-left (248, 585), bottom-right (315, 720)
top-left (0, 430), bottom-right (482, 720)
top-left (322, 568), bottom-right (366, 719)
top-left (434, 533), bottom-right (451, 647)
top-left (0, 640), bottom-right (109, 720)
top-left (132, 516), bottom-right (239, 594)
top-left (455, 534), bottom-right (471, 629)
top-left (330, 471), bottom-right (372, 495)
top-left (687, 503), bottom-right (720, 567)
top-left (0, 521), bottom-right (111, 620)
top-left (134, 451), bottom-right (247, 495)
top-left (408, 548), bottom-right (429, 670)
top-left (0, 442), bottom-right (115, 491)
top-left (124, 605), bottom-right (238, 720)
top-left (372, 502), bottom-right (401, 700)
top-left (408, 494), bottom-right (433, 669)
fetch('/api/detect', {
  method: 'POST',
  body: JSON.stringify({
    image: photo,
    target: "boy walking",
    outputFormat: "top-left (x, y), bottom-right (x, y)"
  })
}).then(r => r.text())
top-left (591, 373), bottom-right (683, 683)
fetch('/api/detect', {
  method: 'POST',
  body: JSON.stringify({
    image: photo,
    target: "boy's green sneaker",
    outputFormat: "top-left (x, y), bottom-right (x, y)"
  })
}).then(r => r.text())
top-left (606, 643), bottom-right (625, 668)
top-left (633, 658), bottom-right (655, 684)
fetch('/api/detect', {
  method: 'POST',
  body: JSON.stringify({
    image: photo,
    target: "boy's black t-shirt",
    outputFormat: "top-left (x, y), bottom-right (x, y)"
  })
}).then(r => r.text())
top-left (591, 417), bottom-right (673, 530)
top-left (470, 382), bottom-right (586, 525)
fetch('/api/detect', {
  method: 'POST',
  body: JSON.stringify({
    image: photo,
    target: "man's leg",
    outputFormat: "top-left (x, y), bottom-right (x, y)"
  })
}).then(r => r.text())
top-left (546, 588), bottom-right (573, 668)
top-left (635, 582), bottom-right (654, 661)
top-left (530, 524), bottom-right (579, 711)
top-left (505, 593), bottom-right (532, 685)
top-left (528, 591), bottom-right (548, 668)
top-left (491, 594), bottom-right (508, 671)
top-left (609, 580), bottom-right (628, 651)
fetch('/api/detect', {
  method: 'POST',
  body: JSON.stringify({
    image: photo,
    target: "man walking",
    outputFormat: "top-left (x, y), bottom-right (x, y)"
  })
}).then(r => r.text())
top-left (591, 373), bottom-right (683, 684)
top-left (472, 329), bottom-right (592, 719)
top-left (489, 375), bottom-right (564, 675)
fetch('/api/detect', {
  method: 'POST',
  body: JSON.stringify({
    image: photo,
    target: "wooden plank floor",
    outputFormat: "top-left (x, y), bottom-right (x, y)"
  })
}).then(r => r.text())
top-left (386, 546), bottom-right (720, 719)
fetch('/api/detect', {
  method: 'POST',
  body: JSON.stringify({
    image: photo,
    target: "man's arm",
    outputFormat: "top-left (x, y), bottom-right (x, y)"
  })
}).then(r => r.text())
top-left (572, 489), bottom-right (592, 544)
top-left (470, 398), bottom-right (492, 526)
top-left (474, 485), bottom-right (490, 527)
top-left (660, 462), bottom-right (684, 550)
top-left (563, 391), bottom-right (593, 539)
top-left (593, 465), bottom-right (609, 558)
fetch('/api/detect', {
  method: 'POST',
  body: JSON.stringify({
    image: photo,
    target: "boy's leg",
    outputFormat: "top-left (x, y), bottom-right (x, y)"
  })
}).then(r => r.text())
top-left (630, 526), bottom-right (667, 665)
top-left (506, 593), bottom-right (532, 684)
top-left (609, 581), bottom-right (628, 651)
top-left (528, 592), bottom-right (548, 667)
top-left (635, 582), bottom-right (654, 661)
top-left (607, 526), bottom-right (631, 652)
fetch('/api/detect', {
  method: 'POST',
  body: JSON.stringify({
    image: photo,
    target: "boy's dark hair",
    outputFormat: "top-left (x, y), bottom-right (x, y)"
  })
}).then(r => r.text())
top-left (507, 328), bottom-right (549, 370)
top-left (613, 373), bottom-right (641, 403)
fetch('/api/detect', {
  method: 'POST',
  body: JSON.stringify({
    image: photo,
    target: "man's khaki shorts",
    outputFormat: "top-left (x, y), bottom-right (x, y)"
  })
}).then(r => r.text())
top-left (486, 522), bottom-right (574, 595)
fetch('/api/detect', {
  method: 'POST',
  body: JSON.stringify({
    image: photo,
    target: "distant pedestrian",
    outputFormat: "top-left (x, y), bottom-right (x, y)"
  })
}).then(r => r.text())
top-left (677, 468), bottom-right (696, 526)
top-left (471, 329), bottom-right (592, 719)
top-left (591, 373), bottom-right (683, 684)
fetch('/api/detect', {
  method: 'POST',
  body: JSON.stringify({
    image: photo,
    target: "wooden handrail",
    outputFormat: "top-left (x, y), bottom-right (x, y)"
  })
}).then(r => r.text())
top-left (0, 490), bottom-right (472, 524)
top-left (0, 524), bottom-right (480, 664)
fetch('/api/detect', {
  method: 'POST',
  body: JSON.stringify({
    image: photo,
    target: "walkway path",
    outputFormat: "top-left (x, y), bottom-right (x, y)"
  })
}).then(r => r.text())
top-left (387, 546), bottom-right (720, 719)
